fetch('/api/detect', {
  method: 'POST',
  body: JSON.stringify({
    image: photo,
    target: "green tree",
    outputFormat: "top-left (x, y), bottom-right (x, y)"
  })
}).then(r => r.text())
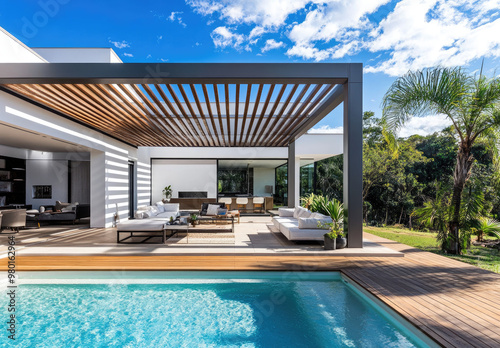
top-left (382, 67), bottom-right (500, 254)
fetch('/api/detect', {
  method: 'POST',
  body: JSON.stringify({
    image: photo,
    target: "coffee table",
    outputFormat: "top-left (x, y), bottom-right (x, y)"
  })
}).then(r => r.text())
top-left (196, 215), bottom-right (235, 232)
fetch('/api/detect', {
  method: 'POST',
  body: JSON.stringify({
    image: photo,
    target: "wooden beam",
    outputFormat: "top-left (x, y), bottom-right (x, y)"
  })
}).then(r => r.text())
top-left (234, 84), bottom-right (240, 146)
top-left (274, 84), bottom-right (324, 146)
top-left (224, 84), bottom-right (231, 147)
top-left (154, 84), bottom-right (198, 147)
top-left (258, 84), bottom-right (298, 147)
top-left (254, 84), bottom-right (287, 146)
top-left (249, 84), bottom-right (275, 146)
top-left (202, 84), bottom-right (221, 147)
top-left (268, 84), bottom-right (310, 146)
top-left (239, 84), bottom-right (252, 146)
top-left (177, 84), bottom-right (210, 147)
top-left (130, 84), bottom-right (185, 147)
top-left (244, 84), bottom-right (263, 145)
top-left (286, 84), bottom-right (342, 144)
top-left (213, 84), bottom-right (226, 146)
top-left (140, 84), bottom-right (191, 147)
top-left (190, 84), bottom-right (215, 147)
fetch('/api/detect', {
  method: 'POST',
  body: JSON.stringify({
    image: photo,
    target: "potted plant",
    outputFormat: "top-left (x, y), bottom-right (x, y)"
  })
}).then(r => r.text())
top-left (162, 185), bottom-right (172, 203)
top-left (190, 214), bottom-right (198, 227)
top-left (321, 198), bottom-right (347, 250)
top-left (336, 230), bottom-right (347, 249)
top-left (169, 216), bottom-right (174, 225)
top-left (323, 229), bottom-right (338, 250)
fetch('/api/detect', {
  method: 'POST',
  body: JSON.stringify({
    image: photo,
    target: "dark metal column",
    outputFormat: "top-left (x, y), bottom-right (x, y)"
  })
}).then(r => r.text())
top-left (344, 64), bottom-right (363, 248)
top-left (287, 141), bottom-right (297, 208)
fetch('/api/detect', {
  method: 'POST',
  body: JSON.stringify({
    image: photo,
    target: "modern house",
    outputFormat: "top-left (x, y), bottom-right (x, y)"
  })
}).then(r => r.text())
top-left (0, 27), bottom-right (363, 247)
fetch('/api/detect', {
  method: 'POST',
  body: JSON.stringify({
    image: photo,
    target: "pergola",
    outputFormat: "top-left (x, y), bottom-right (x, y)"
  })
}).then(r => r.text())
top-left (0, 62), bottom-right (363, 247)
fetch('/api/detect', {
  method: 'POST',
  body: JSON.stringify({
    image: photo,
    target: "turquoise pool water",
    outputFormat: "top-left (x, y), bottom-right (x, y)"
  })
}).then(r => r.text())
top-left (2, 272), bottom-right (431, 347)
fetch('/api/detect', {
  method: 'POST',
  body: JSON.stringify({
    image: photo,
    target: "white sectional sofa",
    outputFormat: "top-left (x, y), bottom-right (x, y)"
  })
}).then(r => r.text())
top-left (272, 206), bottom-right (332, 241)
top-left (116, 202), bottom-right (180, 243)
top-left (133, 202), bottom-right (180, 220)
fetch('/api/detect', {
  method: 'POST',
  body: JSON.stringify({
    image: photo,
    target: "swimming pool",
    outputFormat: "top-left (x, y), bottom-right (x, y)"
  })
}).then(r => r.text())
top-left (2, 271), bottom-right (435, 347)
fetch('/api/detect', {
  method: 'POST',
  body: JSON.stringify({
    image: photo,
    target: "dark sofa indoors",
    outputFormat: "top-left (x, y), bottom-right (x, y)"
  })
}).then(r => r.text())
top-left (27, 203), bottom-right (90, 226)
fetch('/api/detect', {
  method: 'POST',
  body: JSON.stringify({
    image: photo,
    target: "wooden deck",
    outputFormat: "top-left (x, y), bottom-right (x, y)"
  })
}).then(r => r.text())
top-left (2, 231), bottom-right (499, 347)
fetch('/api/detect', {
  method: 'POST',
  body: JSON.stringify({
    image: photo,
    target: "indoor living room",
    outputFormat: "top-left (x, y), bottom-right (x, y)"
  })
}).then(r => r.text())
top-left (0, 122), bottom-right (91, 232)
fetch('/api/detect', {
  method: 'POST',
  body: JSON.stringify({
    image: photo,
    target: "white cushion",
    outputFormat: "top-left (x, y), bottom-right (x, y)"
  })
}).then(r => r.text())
top-left (134, 211), bottom-right (145, 219)
top-left (155, 202), bottom-right (166, 213)
top-left (142, 210), bottom-right (154, 218)
top-left (163, 203), bottom-right (179, 212)
top-left (154, 211), bottom-right (179, 220)
top-left (298, 217), bottom-right (332, 229)
top-left (294, 206), bottom-right (311, 218)
top-left (310, 212), bottom-right (328, 219)
top-left (272, 216), bottom-right (295, 229)
top-left (278, 208), bottom-right (294, 217)
top-left (39, 206), bottom-right (46, 213)
top-left (137, 206), bottom-right (149, 211)
top-left (117, 220), bottom-right (165, 231)
top-left (149, 206), bottom-right (159, 215)
top-left (206, 204), bottom-right (220, 216)
top-left (280, 222), bottom-right (326, 241)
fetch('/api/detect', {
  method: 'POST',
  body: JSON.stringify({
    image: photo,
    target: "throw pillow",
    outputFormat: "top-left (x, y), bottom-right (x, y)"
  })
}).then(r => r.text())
top-left (294, 206), bottom-right (310, 218)
top-left (134, 211), bottom-right (145, 219)
top-left (142, 210), bottom-right (153, 218)
top-left (55, 201), bottom-right (71, 211)
top-left (155, 202), bottom-right (166, 213)
top-left (298, 209), bottom-right (312, 218)
top-left (40, 206), bottom-right (45, 213)
top-left (310, 212), bottom-right (326, 219)
top-left (149, 206), bottom-right (159, 216)
top-left (206, 204), bottom-right (220, 216)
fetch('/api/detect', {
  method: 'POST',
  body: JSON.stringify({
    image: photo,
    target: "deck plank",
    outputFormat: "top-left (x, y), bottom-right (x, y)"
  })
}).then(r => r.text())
top-left (1, 228), bottom-right (500, 348)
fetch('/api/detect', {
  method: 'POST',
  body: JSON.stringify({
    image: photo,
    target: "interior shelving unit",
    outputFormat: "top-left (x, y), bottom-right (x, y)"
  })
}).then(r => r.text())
top-left (0, 155), bottom-right (26, 207)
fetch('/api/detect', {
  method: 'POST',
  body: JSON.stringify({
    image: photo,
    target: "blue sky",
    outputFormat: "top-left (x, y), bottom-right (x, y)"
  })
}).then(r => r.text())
top-left (1, 0), bottom-right (499, 136)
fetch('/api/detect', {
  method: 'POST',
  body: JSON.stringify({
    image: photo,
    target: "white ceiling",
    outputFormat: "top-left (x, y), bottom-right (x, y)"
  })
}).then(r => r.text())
top-left (0, 122), bottom-right (88, 153)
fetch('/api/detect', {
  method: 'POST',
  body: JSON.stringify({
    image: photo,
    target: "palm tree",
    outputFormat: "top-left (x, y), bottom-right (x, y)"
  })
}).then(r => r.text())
top-left (476, 217), bottom-right (500, 242)
top-left (382, 67), bottom-right (500, 254)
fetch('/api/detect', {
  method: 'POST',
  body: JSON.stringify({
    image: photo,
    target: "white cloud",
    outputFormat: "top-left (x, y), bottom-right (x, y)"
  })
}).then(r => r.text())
top-left (398, 114), bottom-right (452, 137)
top-left (308, 125), bottom-right (343, 134)
top-left (261, 39), bottom-right (284, 52)
top-left (187, 0), bottom-right (500, 75)
top-left (211, 26), bottom-right (246, 50)
top-left (123, 53), bottom-right (133, 57)
top-left (187, 0), bottom-right (308, 27)
top-left (286, 44), bottom-right (332, 61)
top-left (249, 26), bottom-right (265, 38)
top-left (365, 0), bottom-right (500, 75)
top-left (109, 40), bottom-right (130, 49)
top-left (168, 11), bottom-right (187, 27)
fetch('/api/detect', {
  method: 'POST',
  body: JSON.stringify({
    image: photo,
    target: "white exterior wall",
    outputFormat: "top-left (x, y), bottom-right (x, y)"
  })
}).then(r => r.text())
top-left (151, 159), bottom-right (217, 203)
top-left (295, 134), bottom-right (343, 158)
top-left (0, 91), bottom-right (136, 227)
top-left (0, 27), bottom-right (46, 63)
top-left (33, 48), bottom-right (122, 63)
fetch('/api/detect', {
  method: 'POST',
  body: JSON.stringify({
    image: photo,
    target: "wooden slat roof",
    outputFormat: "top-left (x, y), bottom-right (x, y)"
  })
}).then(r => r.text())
top-left (0, 63), bottom-right (354, 147)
